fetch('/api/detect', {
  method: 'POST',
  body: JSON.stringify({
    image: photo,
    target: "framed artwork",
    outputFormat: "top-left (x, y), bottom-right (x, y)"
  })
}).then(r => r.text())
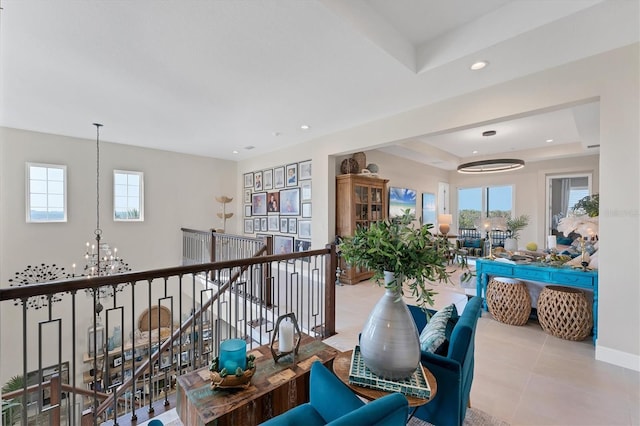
top-left (252, 192), bottom-right (267, 216)
top-left (302, 203), bottom-right (312, 218)
top-left (301, 181), bottom-right (312, 201)
top-left (254, 171), bottom-right (263, 191)
top-left (279, 188), bottom-right (300, 216)
top-left (254, 217), bottom-right (261, 231)
top-left (286, 163), bottom-right (298, 187)
top-left (263, 169), bottom-right (273, 190)
top-left (260, 217), bottom-right (268, 232)
top-left (389, 187), bottom-right (417, 218)
top-left (244, 188), bottom-right (252, 204)
top-left (244, 219), bottom-right (254, 234)
top-left (298, 220), bottom-right (311, 239)
top-left (268, 215), bottom-right (280, 231)
top-left (244, 173), bottom-right (254, 188)
top-left (288, 217), bottom-right (297, 234)
top-left (280, 217), bottom-right (288, 232)
top-left (422, 192), bottom-right (436, 226)
top-left (274, 235), bottom-right (294, 255)
top-left (299, 160), bottom-right (312, 180)
top-left (244, 205), bottom-right (252, 217)
top-left (274, 166), bottom-right (285, 189)
top-left (267, 191), bottom-right (280, 214)
top-left (295, 239), bottom-right (312, 262)
top-left (113, 356), bottom-right (122, 367)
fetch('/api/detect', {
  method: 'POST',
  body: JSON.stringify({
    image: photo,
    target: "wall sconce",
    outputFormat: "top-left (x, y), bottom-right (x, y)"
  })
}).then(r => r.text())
top-left (270, 313), bottom-right (302, 363)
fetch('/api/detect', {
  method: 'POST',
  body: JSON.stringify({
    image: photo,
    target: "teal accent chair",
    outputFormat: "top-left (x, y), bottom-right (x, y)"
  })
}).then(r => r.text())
top-left (408, 296), bottom-right (483, 426)
top-left (259, 361), bottom-right (409, 426)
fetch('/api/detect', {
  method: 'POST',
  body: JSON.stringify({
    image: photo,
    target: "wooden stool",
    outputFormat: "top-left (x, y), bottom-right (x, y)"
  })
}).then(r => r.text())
top-left (537, 285), bottom-right (592, 341)
top-left (486, 277), bottom-right (531, 326)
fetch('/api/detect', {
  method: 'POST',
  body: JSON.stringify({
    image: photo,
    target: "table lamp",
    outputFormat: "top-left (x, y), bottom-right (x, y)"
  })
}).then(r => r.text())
top-left (438, 214), bottom-right (452, 236)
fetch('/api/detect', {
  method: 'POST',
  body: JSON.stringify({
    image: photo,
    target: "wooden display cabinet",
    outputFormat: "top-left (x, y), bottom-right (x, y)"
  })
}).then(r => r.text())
top-left (336, 174), bottom-right (389, 284)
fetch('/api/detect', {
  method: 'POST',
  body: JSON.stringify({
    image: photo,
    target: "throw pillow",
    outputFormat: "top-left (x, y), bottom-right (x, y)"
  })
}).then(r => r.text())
top-left (419, 304), bottom-right (456, 354)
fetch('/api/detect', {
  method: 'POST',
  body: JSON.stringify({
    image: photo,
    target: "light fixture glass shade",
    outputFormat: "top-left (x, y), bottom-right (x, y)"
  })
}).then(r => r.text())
top-left (457, 159), bottom-right (524, 174)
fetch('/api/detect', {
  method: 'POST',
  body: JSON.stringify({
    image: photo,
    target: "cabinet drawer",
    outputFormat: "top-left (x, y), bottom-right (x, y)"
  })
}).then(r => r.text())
top-left (517, 269), bottom-right (551, 281)
top-left (551, 272), bottom-right (594, 288)
top-left (484, 263), bottom-right (514, 276)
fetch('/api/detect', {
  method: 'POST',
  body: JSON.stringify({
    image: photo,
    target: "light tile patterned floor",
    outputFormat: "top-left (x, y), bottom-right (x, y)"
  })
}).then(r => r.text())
top-left (323, 273), bottom-right (640, 426)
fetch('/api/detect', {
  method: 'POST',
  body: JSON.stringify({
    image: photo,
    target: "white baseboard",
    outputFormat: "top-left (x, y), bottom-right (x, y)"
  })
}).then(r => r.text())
top-left (596, 344), bottom-right (640, 371)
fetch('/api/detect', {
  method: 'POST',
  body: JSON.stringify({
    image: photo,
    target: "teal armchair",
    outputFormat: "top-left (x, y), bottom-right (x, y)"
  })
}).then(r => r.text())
top-left (260, 361), bottom-right (409, 426)
top-left (408, 296), bottom-right (482, 426)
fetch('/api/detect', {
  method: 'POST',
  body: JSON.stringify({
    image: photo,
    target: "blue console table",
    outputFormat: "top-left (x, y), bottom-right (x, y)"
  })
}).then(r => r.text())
top-left (475, 258), bottom-right (598, 343)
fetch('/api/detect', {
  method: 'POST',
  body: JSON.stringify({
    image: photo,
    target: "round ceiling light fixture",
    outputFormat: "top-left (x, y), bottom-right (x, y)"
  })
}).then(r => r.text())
top-left (470, 60), bottom-right (489, 71)
top-left (482, 130), bottom-right (496, 137)
top-left (457, 158), bottom-right (525, 174)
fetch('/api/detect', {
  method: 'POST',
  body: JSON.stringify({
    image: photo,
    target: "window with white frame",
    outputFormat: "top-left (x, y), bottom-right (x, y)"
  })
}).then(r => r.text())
top-left (457, 185), bottom-right (513, 229)
top-left (114, 170), bottom-right (143, 221)
top-left (26, 163), bottom-right (67, 222)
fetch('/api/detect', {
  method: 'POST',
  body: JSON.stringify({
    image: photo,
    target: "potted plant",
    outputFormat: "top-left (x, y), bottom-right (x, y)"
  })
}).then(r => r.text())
top-left (339, 209), bottom-right (471, 379)
top-left (504, 214), bottom-right (530, 252)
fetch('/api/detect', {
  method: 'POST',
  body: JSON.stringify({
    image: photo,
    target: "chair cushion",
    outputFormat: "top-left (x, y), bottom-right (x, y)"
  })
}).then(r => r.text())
top-left (419, 304), bottom-right (457, 353)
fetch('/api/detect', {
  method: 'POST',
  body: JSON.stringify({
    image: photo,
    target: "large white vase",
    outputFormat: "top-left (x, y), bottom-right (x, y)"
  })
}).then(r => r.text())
top-left (504, 237), bottom-right (518, 252)
top-left (359, 271), bottom-right (421, 380)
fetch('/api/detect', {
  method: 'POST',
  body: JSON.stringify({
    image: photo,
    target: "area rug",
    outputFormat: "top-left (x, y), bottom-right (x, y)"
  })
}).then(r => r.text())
top-left (407, 407), bottom-right (510, 426)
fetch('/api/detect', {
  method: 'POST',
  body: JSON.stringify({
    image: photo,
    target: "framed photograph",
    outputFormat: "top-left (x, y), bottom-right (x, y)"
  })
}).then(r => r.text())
top-left (244, 188), bottom-right (252, 204)
top-left (244, 173), bottom-right (254, 188)
top-left (274, 235), bottom-right (294, 255)
top-left (244, 204), bottom-right (252, 217)
top-left (288, 217), bottom-right (297, 234)
top-left (267, 191), bottom-right (280, 214)
top-left (254, 217), bottom-right (261, 232)
top-left (268, 215), bottom-right (280, 231)
top-left (302, 203), bottom-right (312, 218)
top-left (160, 352), bottom-right (172, 369)
top-left (244, 219), bottom-right (254, 234)
top-left (280, 217), bottom-right (288, 232)
top-left (299, 160), bottom-right (312, 180)
top-left (301, 181), bottom-right (312, 201)
top-left (254, 171), bottom-right (263, 191)
top-left (113, 356), bottom-right (122, 367)
top-left (286, 163), bottom-right (298, 187)
top-left (279, 188), bottom-right (300, 216)
top-left (422, 192), bottom-right (436, 226)
top-left (260, 217), bottom-right (268, 232)
top-left (124, 350), bottom-right (133, 361)
top-left (389, 187), bottom-right (417, 218)
top-left (263, 169), bottom-right (273, 190)
top-left (296, 239), bottom-right (312, 262)
top-left (274, 166), bottom-right (285, 189)
top-left (298, 220), bottom-right (311, 239)
top-left (252, 192), bottom-right (267, 216)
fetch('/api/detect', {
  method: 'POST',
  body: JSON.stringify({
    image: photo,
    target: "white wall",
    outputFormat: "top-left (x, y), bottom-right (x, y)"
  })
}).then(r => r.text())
top-left (0, 127), bottom-right (237, 384)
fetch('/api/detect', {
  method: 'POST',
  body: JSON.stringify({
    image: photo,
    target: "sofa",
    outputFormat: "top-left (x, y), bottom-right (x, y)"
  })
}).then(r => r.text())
top-left (408, 296), bottom-right (483, 426)
top-left (260, 361), bottom-right (409, 425)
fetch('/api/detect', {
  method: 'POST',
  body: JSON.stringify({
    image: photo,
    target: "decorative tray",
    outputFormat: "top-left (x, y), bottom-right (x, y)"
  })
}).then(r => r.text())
top-left (348, 345), bottom-right (430, 399)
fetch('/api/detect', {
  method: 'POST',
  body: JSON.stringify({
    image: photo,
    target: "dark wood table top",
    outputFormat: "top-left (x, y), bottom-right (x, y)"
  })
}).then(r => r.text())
top-left (332, 350), bottom-right (437, 408)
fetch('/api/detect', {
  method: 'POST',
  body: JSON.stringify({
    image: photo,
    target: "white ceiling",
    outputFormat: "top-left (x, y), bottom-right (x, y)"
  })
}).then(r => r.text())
top-left (1, 0), bottom-right (638, 168)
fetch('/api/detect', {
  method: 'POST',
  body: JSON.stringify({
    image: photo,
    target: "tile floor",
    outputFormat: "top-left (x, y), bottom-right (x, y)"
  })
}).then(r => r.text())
top-left (323, 277), bottom-right (640, 426)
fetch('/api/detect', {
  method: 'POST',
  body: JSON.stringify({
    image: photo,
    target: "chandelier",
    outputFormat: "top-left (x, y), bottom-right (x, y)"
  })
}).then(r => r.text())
top-left (82, 123), bottom-right (130, 303)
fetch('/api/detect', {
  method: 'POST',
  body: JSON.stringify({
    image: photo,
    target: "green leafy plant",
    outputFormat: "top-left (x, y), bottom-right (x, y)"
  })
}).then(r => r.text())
top-left (339, 209), bottom-right (472, 307)
top-left (572, 194), bottom-right (599, 217)
top-left (506, 214), bottom-right (530, 239)
top-left (2, 375), bottom-right (24, 425)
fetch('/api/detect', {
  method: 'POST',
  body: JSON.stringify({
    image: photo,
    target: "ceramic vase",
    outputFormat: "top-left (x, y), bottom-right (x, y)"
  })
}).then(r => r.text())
top-left (504, 237), bottom-right (518, 252)
top-left (359, 271), bottom-right (420, 380)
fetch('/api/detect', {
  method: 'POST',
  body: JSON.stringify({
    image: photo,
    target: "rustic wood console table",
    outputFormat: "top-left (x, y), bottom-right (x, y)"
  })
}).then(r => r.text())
top-left (476, 258), bottom-right (598, 343)
top-left (176, 335), bottom-right (338, 426)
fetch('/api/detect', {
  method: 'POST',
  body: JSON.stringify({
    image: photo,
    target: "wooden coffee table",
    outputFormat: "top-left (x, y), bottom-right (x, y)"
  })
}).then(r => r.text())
top-left (332, 350), bottom-right (437, 410)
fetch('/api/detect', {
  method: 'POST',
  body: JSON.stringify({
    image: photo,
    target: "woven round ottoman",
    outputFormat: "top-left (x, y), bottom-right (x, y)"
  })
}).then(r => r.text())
top-left (486, 277), bottom-right (531, 326)
top-left (537, 285), bottom-right (592, 341)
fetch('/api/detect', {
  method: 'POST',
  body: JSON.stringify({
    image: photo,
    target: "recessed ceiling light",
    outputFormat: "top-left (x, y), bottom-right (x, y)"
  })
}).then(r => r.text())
top-left (546, 139), bottom-right (554, 143)
top-left (482, 130), bottom-right (496, 137)
top-left (244, 145), bottom-right (255, 150)
top-left (470, 60), bottom-right (489, 71)
top-left (232, 150), bottom-right (239, 154)
top-left (300, 124), bottom-right (310, 130)
top-left (473, 150), bottom-right (478, 154)
top-left (272, 131), bottom-right (281, 137)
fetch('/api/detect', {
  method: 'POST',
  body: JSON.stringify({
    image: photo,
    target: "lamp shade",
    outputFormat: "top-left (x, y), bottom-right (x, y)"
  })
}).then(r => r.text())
top-left (438, 214), bottom-right (452, 235)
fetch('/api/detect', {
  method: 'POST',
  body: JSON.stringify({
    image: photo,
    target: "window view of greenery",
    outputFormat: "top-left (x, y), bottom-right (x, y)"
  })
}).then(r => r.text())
top-left (27, 164), bottom-right (66, 222)
top-left (458, 186), bottom-right (512, 228)
top-left (114, 171), bottom-right (143, 220)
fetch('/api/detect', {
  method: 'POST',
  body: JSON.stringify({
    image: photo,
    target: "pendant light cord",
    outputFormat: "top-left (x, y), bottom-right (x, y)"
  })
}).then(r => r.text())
top-left (93, 123), bottom-right (103, 239)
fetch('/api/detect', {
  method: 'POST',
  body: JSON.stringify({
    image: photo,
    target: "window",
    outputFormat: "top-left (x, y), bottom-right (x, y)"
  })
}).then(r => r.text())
top-left (114, 170), bottom-right (143, 221)
top-left (26, 163), bottom-right (67, 222)
top-left (457, 185), bottom-right (513, 228)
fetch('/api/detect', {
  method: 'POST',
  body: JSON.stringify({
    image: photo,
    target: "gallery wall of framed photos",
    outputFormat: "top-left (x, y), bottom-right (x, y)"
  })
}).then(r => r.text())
top-left (243, 160), bottom-right (312, 255)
